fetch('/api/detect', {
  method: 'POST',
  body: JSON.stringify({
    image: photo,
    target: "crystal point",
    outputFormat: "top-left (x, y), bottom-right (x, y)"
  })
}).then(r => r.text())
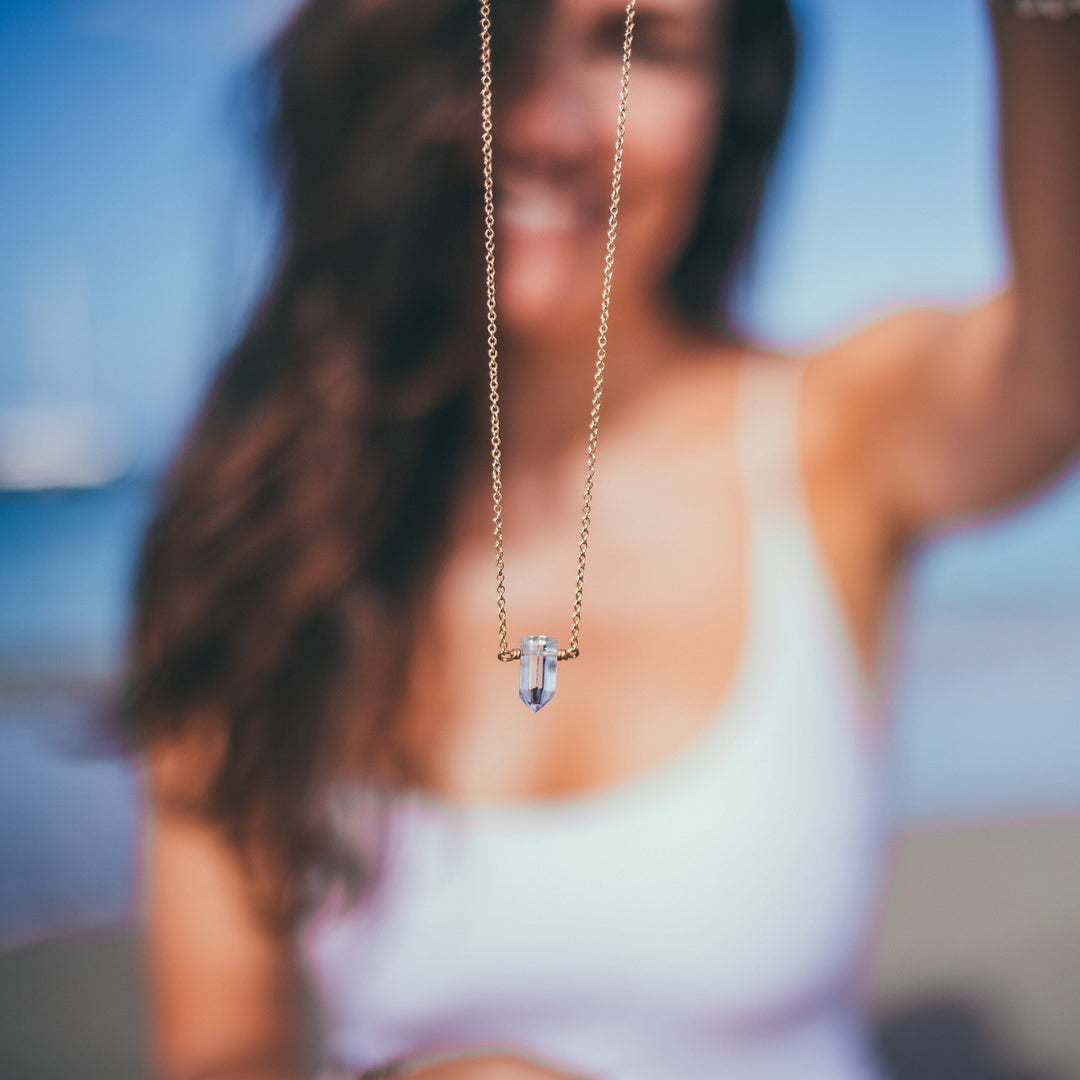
top-left (519, 634), bottom-right (558, 711)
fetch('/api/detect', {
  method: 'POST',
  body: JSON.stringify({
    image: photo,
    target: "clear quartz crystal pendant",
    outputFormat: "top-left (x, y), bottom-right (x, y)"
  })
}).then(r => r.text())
top-left (519, 634), bottom-right (558, 712)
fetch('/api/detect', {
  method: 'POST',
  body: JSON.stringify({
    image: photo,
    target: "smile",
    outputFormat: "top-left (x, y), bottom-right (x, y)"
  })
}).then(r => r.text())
top-left (498, 178), bottom-right (603, 235)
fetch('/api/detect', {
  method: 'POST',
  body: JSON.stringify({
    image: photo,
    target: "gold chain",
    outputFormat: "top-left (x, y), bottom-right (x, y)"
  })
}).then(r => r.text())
top-left (478, 0), bottom-right (637, 663)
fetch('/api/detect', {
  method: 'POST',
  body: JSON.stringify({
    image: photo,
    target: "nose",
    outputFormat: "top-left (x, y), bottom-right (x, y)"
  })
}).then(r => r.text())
top-left (500, 49), bottom-right (597, 175)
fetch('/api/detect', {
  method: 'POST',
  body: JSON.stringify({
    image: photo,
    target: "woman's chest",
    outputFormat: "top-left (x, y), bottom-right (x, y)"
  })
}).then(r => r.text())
top-left (399, 436), bottom-right (751, 805)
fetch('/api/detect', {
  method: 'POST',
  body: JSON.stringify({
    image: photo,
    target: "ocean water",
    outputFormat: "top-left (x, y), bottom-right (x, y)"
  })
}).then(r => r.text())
top-left (2, 467), bottom-right (1079, 946)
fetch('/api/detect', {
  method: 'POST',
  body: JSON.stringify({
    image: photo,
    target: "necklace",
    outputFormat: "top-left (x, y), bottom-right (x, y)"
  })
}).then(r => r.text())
top-left (478, 0), bottom-right (637, 712)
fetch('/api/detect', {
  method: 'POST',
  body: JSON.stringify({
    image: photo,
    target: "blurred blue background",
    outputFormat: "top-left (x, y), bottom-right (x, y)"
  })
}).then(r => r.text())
top-left (2, 0), bottom-right (1079, 951)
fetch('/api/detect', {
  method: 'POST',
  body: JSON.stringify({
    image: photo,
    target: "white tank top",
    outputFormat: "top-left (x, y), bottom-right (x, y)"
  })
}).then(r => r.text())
top-left (303, 357), bottom-right (894, 1080)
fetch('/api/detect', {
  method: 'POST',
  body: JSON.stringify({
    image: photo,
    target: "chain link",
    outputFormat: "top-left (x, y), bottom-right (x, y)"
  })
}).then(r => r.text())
top-left (478, 0), bottom-right (636, 663)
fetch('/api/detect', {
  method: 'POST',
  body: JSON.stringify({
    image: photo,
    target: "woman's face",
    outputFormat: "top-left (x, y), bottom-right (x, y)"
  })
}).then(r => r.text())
top-left (496, 0), bottom-right (724, 339)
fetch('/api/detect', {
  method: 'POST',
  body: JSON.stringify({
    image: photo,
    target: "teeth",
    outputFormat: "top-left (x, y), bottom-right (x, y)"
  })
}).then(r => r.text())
top-left (499, 187), bottom-right (582, 231)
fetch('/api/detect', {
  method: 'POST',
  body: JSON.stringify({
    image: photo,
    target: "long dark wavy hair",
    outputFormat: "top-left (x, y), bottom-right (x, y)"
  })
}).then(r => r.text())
top-left (123, 0), bottom-right (796, 929)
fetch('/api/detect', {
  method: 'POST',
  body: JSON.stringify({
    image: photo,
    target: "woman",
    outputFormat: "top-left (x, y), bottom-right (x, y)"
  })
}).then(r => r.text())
top-left (125, 0), bottom-right (1080, 1077)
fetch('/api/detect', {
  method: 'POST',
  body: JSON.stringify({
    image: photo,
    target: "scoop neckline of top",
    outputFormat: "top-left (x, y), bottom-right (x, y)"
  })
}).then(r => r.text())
top-left (396, 355), bottom-right (761, 827)
top-left (400, 590), bottom-right (760, 827)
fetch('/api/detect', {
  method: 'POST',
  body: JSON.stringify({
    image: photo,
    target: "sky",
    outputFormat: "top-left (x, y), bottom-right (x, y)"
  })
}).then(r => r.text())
top-left (0, 0), bottom-right (1008, 473)
top-left (1, 1), bottom-right (1078, 833)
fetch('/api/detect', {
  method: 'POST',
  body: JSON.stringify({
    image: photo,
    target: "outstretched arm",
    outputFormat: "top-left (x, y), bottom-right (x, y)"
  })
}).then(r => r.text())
top-left (813, 5), bottom-right (1080, 545)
